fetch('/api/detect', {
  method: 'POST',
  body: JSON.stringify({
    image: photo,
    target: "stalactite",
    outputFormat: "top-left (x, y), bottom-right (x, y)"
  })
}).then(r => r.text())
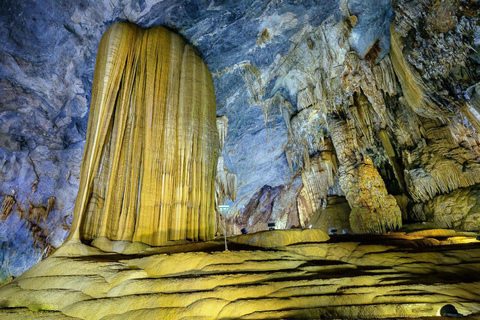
top-left (215, 115), bottom-right (238, 206)
top-left (286, 104), bottom-right (327, 171)
top-left (279, 95), bottom-right (294, 133)
top-left (347, 92), bottom-right (376, 148)
top-left (215, 156), bottom-right (238, 205)
top-left (216, 116), bottom-right (228, 153)
top-left (297, 84), bottom-right (316, 112)
top-left (403, 116), bottom-right (480, 202)
top-left (242, 63), bottom-right (263, 104)
top-left (68, 22), bottom-right (219, 246)
top-left (342, 51), bottom-right (389, 129)
top-left (372, 56), bottom-right (398, 96)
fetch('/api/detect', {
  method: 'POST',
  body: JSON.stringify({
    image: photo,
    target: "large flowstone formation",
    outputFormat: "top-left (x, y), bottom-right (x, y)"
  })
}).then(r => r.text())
top-left (69, 22), bottom-right (219, 246)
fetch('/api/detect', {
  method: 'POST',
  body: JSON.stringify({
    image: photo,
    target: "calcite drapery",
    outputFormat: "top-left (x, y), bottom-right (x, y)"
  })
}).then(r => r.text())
top-left (68, 22), bottom-right (219, 246)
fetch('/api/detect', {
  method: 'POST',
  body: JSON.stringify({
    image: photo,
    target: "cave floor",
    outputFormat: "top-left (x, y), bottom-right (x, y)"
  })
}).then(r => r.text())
top-left (0, 229), bottom-right (480, 319)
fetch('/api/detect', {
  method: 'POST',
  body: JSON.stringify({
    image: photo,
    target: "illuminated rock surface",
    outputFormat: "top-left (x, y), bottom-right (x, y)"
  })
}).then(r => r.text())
top-left (1, 0), bottom-right (480, 304)
top-left (69, 22), bottom-right (218, 246)
top-left (1, 230), bottom-right (480, 319)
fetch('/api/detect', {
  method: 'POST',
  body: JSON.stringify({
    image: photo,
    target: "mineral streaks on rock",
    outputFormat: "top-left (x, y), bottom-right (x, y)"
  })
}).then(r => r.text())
top-left (0, 195), bottom-right (15, 220)
top-left (232, 179), bottom-right (302, 234)
top-left (389, 27), bottom-right (447, 120)
top-left (328, 113), bottom-right (402, 233)
top-left (388, 4), bottom-right (480, 203)
top-left (224, 0), bottom-right (479, 235)
top-left (69, 22), bottom-right (219, 246)
top-left (346, 0), bottom-right (394, 62)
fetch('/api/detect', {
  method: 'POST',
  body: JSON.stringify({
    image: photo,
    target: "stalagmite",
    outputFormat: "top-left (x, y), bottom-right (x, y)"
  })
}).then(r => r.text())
top-left (328, 113), bottom-right (402, 233)
top-left (68, 22), bottom-right (219, 246)
top-left (411, 185), bottom-right (480, 231)
top-left (216, 116), bottom-right (228, 153)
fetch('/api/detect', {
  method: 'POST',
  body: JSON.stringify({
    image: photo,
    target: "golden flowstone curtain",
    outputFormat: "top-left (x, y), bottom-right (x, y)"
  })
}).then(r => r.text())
top-left (68, 22), bottom-right (219, 246)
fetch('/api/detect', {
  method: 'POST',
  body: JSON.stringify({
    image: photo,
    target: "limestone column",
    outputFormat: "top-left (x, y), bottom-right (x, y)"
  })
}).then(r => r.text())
top-left (68, 22), bottom-right (218, 246)
top-left (328, 113), bottom-right (402, 233)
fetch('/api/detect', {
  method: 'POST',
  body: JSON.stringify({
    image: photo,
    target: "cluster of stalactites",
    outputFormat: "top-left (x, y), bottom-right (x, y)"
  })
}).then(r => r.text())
top-left (403, 117), bottom-right (480, 202)
top-left (215, 156), bottom-right (238, 205)
top-left (69, 22), bottom-right (219, 246)
top-left (215, 115), bottom-right (238, 205)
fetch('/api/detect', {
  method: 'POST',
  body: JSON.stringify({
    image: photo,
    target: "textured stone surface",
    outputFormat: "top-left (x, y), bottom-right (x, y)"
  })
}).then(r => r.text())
top-left (1, 232), bottom-right (480, 319)
top-left (0, 0), bottom-right (343, 280)
top-left (229, 228), bottom-right (329, 248)
top-left (412, 185), bottom-right (480, 231)
top-left (309, 196), bottom-right (352, 234)
top-left (1, 0), bottom-right (480, 284)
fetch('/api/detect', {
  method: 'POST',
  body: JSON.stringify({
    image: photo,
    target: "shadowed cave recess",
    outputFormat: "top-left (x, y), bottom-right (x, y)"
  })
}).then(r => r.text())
top-left (1, 0), bottom-right (480, 319)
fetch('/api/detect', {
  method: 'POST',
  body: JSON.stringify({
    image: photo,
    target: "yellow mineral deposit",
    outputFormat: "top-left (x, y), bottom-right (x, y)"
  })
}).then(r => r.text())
top-left (68, 22), bottom-right (218, 246)
top-left (390, 25), bottom-right (449, 119)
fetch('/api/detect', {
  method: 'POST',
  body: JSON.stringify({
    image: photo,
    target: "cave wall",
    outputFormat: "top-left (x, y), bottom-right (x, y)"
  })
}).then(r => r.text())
top-left (0, 0), bottom-right (479, 283)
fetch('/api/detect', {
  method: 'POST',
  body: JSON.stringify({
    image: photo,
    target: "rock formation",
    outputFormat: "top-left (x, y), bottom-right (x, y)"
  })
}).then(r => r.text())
top-left (328, 113), bottom-right (402, 233)
top-left (1, 1), bottom-right (480, 319)
top-left (412, 185), bottom-right (480, 231)
top-left (1, 229), bottom-right (480, 319)
top-left (0, 0), bottom-right (480, 288)
top-left (69, 22), bottom-right (218, 246)
top-left (215, 115), bottom-right (237, 206)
